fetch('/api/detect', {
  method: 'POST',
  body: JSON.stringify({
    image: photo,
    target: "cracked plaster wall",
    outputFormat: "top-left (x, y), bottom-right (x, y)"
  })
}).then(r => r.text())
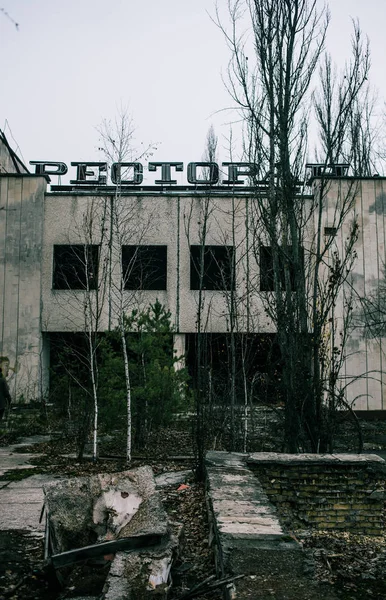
top-left (2, 168), bottom-right (386, 410)
top-left (323, 179), bottom-right (386, 410)
top-left (0, 175), bottom-right (47, 400)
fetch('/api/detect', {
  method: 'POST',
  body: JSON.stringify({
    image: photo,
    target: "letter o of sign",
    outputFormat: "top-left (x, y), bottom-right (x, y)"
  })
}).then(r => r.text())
top-left (187, 162), bottom-right (219, 185)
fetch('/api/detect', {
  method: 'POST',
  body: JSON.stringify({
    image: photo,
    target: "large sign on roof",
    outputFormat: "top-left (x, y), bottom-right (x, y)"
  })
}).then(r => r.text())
top-left (29, 161), bottom-right (258, 186)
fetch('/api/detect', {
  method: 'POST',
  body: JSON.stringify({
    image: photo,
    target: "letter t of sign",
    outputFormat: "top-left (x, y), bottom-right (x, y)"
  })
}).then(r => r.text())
top-left (148, 162), bottom-right (183, 184)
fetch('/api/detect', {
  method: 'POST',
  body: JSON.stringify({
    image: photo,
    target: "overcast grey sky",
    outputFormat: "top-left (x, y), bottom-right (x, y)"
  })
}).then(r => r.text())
top-left (1, 1), bottom-right (386, 184)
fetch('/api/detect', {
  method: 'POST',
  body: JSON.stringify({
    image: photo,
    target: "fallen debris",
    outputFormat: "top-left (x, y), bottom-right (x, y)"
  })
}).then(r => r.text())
top-left (43, 466), bottom-right (177, 598)
top-left (176, 573), bottom-right (245, 600)
top-left (49, 532), bottom-right (164, 569)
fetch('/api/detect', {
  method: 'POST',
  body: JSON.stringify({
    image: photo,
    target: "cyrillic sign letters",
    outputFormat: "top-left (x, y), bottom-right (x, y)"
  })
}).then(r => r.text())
top-left (30, 161), bottom-right (257, 186)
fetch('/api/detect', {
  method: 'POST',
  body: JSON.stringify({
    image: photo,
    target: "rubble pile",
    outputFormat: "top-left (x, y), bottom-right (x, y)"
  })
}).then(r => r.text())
top-left (43, 466), bottom-right (180, 599)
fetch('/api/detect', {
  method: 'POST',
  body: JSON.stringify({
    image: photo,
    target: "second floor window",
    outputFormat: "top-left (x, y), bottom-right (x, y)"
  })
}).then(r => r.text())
top-left (260, 245), bottom-right (303, 292)
top-left (122, 245), bottom-right (167, 290)
top-left (53, 245), bottom-right (99, 290)
top-left (190, 245), bottom-right (235, 291)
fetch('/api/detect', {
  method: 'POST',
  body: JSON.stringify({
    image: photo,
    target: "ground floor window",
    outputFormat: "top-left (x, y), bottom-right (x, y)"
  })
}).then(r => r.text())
top-left (185, 333), bottom-right (282, 404)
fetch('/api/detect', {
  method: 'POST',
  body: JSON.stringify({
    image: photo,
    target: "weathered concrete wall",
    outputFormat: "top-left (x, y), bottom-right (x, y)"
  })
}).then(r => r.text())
top-left (0, 133), bottom-right (29, 175)
top-left (41, 179), bottom-right (386, 412)
top-left (0, 174), bottom-right (47, 400)
top-left (2, 169), bottom-right (386, 410)
top-left (41, 191), bottom-right (273, 334)
top-left (248, 453), bottom-right (386, 536)
top-left (319, 178), bottom-right (386, 410)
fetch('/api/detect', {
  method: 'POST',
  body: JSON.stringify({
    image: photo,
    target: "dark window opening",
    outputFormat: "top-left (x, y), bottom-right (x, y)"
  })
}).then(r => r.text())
top-left (53, 245), bottom-right (99, 290)
top-left (185, 333), bottom-right (282, 405)
top-left (190, 245), bottom-right (235, 290)
top-left (122, 245), bottom-right (167, 290)
top-left (324, 227), bottom-right (337, 237)
top-left (260, 245), bottom-right (303, 292)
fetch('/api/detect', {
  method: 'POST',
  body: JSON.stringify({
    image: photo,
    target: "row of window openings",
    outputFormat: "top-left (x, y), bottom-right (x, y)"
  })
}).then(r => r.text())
top-left (52, 244), bottom-right (299, 292)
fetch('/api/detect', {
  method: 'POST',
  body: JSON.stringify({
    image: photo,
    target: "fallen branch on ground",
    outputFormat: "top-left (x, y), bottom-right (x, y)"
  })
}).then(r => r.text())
top-left (176, 573), bottom-right (245, 599)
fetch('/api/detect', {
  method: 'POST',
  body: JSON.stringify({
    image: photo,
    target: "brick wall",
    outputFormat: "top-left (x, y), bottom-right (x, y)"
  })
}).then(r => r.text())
top-left (247, 453), bottom-right (386, 536)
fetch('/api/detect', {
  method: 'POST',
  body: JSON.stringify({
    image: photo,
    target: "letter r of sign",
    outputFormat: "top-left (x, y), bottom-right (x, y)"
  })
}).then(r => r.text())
top-left (222, 163), bottom-right (257, 185)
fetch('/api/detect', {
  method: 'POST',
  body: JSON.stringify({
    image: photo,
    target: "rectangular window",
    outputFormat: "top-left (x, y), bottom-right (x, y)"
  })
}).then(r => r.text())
top-left (324, 226), bottom-right (337, 237)
top-left (190, 245), bottom-right (235, 290)
top-left (53, 245), bottom-right (99, 290)
top-left (122, 245), bottom-right (167, 290)
top-left (260, 245), bottom-right (303, 291)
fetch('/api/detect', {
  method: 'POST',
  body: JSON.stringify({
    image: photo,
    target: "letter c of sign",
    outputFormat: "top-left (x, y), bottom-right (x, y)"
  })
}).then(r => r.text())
top-left (111, 163), bottom-right (143, 185)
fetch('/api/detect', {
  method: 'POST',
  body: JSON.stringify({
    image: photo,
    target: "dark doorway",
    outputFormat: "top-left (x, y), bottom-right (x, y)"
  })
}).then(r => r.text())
top-left (185, 333), bottom-right (282, 405)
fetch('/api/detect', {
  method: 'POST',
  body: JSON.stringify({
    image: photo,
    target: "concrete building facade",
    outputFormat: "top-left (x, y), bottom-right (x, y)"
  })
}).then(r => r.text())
top-left (1, 133), bottom-right (385, 411)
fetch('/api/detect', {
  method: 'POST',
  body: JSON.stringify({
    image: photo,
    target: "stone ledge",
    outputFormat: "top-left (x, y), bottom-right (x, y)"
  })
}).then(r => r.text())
top-left (206, 452), bottom-right (287, 544)
top-left (205, 451), bottom-right (337, 599)
top-left (247, 452), bottom-right (385, 466)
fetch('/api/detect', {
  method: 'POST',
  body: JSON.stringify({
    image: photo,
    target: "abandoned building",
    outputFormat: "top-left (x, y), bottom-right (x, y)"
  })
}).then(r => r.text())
top-left (0, 129), bottom-right (385, 412)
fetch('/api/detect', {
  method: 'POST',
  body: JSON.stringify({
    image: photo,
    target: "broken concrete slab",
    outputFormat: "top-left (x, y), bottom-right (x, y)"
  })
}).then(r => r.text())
top-left (44, 466), bottom-right (176, 598)
top-left (103, 564), bottom-right (130, 600)
top-left (44, 477), bottom-right (96, 552)
top-left (104, 550), bottom-right (172, 599)
top-left (103, 523), bottom-right (182, 600)
top-left (118, 494), bottom-right (168, 538)
top-left (44, 467), bottom-right (169, 555)
top-left (154, 469), bottom-right (192, 488)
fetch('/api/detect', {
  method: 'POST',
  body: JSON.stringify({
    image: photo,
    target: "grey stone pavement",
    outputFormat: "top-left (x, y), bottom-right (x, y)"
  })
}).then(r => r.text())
top-left (0, 435), bottom-right (58, 533)
top-left (0, 436), bottom-right (191, 535)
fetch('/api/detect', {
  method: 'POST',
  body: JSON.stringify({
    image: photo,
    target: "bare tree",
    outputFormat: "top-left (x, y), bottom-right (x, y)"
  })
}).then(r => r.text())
top-left (314, 22), bottom-right (376, 175)
top-left (215, 0), bottom-right (373, 451)
top-left (97, 109), bottom-right (156, 462)
top-left (51, 111), bottom-right (156, 462)
top-left (183, 126), bottom-right (221, 478)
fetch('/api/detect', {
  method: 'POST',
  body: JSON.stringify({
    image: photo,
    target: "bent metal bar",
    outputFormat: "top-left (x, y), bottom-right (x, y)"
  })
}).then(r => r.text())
top-left (29, 161), bottom-right (258, 186)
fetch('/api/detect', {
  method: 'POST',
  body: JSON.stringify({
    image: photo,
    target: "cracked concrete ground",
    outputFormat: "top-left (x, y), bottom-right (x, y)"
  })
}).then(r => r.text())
top-left (0, 436), bottom-right (58, 533)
